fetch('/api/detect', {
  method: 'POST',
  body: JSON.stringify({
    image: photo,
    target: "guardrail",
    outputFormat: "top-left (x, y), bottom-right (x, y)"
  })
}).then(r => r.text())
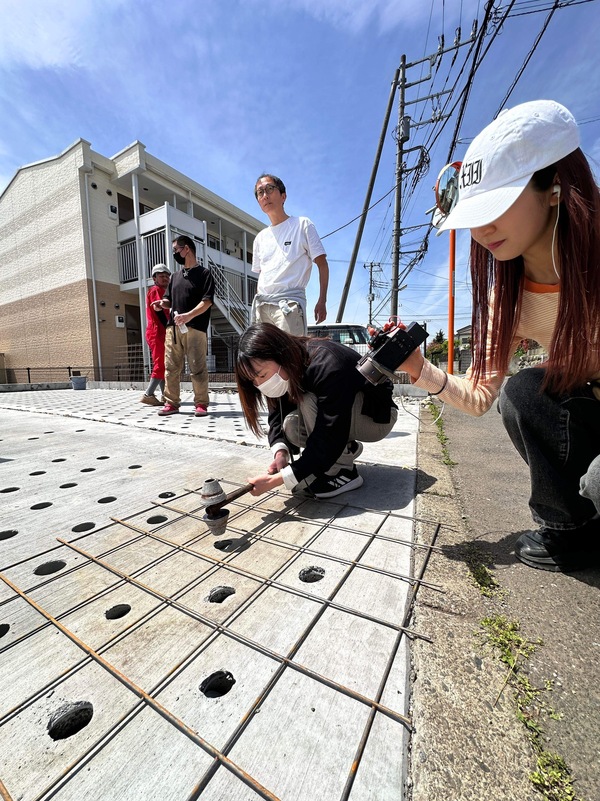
top-left (207, 255), bottom-right (249, 332)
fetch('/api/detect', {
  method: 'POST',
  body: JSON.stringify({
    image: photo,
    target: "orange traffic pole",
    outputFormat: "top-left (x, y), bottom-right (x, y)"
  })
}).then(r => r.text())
top-left (448, 229), bottom-right (456, 375)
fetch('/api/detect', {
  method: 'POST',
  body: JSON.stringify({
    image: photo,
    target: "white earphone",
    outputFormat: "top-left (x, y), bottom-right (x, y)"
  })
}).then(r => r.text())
top-left (551, 185), bottom-right (561, 280)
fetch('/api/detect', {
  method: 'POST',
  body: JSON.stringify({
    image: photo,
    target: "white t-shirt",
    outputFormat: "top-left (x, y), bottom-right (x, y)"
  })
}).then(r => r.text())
top-left (252, 215), bottom-right (326, 295)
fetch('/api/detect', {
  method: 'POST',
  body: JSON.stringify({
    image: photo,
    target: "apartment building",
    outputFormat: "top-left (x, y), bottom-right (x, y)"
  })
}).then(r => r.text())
top-left (0, 138), bottom-right (264, 381)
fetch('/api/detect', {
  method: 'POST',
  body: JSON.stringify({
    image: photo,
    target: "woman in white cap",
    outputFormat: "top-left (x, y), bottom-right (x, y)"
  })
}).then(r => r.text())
top-left (397, 99), bottom-right (600, 572)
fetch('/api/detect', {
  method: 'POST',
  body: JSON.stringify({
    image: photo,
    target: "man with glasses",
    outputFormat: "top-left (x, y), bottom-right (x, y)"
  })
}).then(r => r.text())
top-left (151, 235), bottom-right (215, 417)
top-left (252, 174), bottom-right (329, 335)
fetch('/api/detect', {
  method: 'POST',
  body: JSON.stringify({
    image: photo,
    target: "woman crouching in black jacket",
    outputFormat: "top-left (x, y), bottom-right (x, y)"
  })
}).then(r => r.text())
top-left (235, 323), bottom-right (398, 498)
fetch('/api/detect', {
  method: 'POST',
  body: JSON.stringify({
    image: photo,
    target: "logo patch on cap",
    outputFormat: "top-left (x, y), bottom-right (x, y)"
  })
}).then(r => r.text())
top-left (460, 160), bottom-right (482, 190)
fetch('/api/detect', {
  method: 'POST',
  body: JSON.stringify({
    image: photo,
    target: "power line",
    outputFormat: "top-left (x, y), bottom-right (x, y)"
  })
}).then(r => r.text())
top-left (494, 0), bottom-right (560, 114)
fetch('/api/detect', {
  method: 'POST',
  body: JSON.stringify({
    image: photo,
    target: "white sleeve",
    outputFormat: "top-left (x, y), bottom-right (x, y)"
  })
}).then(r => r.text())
top-left (303, 218), bottom-right (326, 261)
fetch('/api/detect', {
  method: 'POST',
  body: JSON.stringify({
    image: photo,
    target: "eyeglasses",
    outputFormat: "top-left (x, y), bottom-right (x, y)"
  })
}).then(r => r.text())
top-left (173, 245), bottom-right (186, 254)
top-left (255, 183), bottom-right (277, 199)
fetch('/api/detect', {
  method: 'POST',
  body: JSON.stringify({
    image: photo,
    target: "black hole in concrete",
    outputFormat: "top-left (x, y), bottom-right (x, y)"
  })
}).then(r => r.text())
top-left (200, 670), bottom-right (236, 698)
top-left (44, 431), bottom-right (54, 434)
top-left (47, 701), bottom-right (94, 740)
top-left (147, 515), bottom-right (168, 524)
top-left (72, 522), bottom-right (95, 533)
top-left (34, 559), bottom-right (66, 576)
top-left (207, 586), bottom-right (236, 604)
top-left (31, 501), bottom-right (52, 510)
top-left (0, 623), bottom-right (9, 638)
top-left (299, 566), bottom-right (325, 583)
top-left (1, 487), bottom-right (19, 493)
top-left (0, 530), bottom-right (18, 540)
top-left (28, 437), bottom-right (39, 440)
top-left (214, 539), bottom-right (232, 551)
top-left (96, 456), bottom-right (110, 460)
top-left (30, 470), bottom-right (46, 476)
top-left (60, 483), bottom-right (77, 489)
top-left (81, 468), bottom-right (96, 473)
top-left (213, 536), bottom-right (250, 553)
top-left (52, 458), bottom-right (67, 463)
top-left (105, 603), bottom-right (131, 620)
top-left (128, 465), bottom-right (142, 470)
top-left (76, 429), bottom-right (85, 432)
top-left (98, 496), bottom-right (117, 504)
top-left (158, 491), bottom-right (175, 498)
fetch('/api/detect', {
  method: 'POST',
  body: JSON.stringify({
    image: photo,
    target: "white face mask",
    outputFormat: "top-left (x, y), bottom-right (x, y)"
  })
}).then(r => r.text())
top-left (257, 368), bottom-right (289, 398)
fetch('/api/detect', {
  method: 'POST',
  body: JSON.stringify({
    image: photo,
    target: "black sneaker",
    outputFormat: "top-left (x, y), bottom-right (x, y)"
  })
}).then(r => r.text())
top-left (309, 466), bottom-right (364, 499)
top-left (514, 519), bottom-right (600, 572)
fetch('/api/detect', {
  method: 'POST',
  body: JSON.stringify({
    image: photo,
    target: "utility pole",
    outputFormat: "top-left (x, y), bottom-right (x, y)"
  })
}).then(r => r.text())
top-left (422, 319), bottom-right (432, 356)
top-left (336, 69), bottom-right (400, 323)
top-left (365, 261), bottom-right (383, 325)
top-left (337, 29), bottom-right (478, 322)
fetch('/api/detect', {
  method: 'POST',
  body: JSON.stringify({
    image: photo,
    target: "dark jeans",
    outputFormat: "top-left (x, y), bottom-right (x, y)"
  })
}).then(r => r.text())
top-left (499, 368), bottom-right (600, 529)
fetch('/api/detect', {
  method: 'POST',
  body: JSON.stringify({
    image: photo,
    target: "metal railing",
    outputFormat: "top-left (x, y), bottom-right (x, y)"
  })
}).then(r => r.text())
top-left (117, 233), bottom-right (251, 338)
top-left (5, 367), bottom-right (92, 384)
top-left (118, 240), bottom-right (137, 283)
top-left (144, 230), bottom-right (167, 272)
top-left (3, 364), bottom-right (236, 385)
top-left (207, 255), bottom-right (249, 332)
top-left (246, 275), bottom-right (258, 305)
top-left (118, 232), bottom-right (168, 283)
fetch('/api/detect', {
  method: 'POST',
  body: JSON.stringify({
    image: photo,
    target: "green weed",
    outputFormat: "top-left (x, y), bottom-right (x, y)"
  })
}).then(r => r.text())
top-left (479, 615), bottom-right (583, 801)
top-left (426, 399), bottom-right (455, 466)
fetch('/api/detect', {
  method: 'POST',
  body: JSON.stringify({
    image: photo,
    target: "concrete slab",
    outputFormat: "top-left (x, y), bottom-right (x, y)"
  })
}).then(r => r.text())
top-left (0, 387), bottom-right (428, 801)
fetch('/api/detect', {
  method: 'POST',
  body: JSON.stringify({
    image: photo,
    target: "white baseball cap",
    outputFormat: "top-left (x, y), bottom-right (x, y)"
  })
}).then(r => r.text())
top-left (439, 100), bottom-right (580, 231)
top-left (152, 263), bottom-right (171, 276)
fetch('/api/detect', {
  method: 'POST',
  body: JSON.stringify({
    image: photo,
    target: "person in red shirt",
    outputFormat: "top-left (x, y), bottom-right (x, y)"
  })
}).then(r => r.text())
top-left (141, 263), bottom-right (171, 405)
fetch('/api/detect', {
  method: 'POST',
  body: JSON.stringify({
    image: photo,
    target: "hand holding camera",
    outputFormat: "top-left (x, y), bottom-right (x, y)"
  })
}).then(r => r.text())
top-left (357, 320), bottom-right (428, 385)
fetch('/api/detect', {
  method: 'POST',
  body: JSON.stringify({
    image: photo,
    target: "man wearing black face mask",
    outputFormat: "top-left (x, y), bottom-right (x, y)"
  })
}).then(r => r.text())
top-left (151, 235), bottom-right (215, 417)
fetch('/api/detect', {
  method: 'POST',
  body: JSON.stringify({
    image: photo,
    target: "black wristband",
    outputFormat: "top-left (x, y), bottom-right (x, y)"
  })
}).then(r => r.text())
top-left (429, 373), bottom-right (448, 396)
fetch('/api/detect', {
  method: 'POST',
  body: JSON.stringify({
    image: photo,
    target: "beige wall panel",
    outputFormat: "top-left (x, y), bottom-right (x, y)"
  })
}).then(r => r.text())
top-left (113, 146), bottom-right (143, 176)
top-left (0, 279), bottom-right (137, 372)
top-left (0, 148), bottom-right (87, 304)
top-left (84, 168), bottom-right (123, 285)
top-left (0, 281), bottom-right (93, 369)
top-left (93, 278), bottom-right (140, 359)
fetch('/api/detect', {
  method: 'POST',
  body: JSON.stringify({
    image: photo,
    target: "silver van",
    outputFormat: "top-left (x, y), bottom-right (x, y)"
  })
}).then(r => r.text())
top-left (307, 323), bottom-right (370, 356)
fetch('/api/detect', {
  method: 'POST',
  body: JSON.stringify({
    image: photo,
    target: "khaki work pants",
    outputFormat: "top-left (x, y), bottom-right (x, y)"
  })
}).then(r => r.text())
top-left (163, 327), bottom-right (209, 407)
top-left (283, 391), bottom-right (398, 485)
top-left (253, 300), bottom-right (306, 336)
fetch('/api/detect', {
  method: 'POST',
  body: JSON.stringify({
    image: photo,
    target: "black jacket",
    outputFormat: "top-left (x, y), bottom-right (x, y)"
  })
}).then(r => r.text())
top-left (268, 339), bottom-right (396, 482)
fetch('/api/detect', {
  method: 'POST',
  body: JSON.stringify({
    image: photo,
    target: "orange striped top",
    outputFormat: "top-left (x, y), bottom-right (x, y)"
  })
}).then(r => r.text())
top-left (415, 279), bottom-right (561, 416)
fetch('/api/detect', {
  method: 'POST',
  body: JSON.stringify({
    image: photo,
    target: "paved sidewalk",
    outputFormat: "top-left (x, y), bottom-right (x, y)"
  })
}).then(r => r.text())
top-left (411, 400), bottom-right (600, 801)
top-left (0, 387), bottom-right (431, 801)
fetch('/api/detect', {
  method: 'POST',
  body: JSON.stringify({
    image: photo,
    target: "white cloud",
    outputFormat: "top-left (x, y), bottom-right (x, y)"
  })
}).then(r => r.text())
top-left (0, 0), bottom-right (124, 69)
top-left (251, 0), bottom-right (481, 36)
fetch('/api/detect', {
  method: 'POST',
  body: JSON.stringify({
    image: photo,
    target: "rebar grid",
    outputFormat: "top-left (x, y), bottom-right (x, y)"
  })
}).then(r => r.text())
top-left (339, 522), bottom-right (442, 800)
top-left (151, 498), bottom-right (444, 591)
top-left (108, 517), bottom-right (431, 641)
top-left (57, 537), bottom-right (412, 728)
top-left (0, 479), bottom-right (442, 801)
top-left (0, 779), bottom-right (14, 801)
top-left (0, 573), bottom-right (281, 801)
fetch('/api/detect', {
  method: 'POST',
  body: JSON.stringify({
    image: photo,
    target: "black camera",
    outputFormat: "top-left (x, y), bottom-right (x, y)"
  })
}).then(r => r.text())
top-left (356, 322), bottom-right (428, 385)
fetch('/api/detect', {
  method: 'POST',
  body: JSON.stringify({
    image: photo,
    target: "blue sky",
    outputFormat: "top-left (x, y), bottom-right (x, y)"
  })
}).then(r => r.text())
top-left (1, 0), bottom-right (599, 337)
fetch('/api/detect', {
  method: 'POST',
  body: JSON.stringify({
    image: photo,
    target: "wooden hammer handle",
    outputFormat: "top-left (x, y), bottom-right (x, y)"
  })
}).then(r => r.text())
top-left (205, 483), bottom-right (254, 516)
